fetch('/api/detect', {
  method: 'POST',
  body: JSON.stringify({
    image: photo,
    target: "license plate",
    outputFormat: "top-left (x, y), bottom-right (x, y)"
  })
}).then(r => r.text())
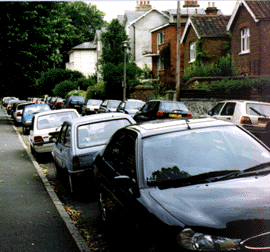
top-left (169, 114), bottom-right (182, 118)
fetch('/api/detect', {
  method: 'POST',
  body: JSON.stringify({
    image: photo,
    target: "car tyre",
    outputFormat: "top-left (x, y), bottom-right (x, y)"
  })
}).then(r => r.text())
top-left (99, 192), bottom-right (107, 223)
top-left (68, 173), bottom-right (79, 199)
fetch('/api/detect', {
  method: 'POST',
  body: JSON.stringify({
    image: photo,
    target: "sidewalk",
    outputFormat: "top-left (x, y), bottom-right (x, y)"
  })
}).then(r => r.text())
top-left (0, 108), bottom-right (88, 251)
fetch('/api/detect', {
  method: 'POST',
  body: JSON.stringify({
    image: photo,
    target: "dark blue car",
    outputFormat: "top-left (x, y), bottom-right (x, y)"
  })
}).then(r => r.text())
top-left (21, 103), bottom-right (51, 135)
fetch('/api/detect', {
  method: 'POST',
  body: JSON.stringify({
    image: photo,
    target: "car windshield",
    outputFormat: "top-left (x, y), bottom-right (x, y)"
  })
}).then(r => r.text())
top-left (108, 100), bottom-right (121, 108)
top-left (87, 100), bottom-right (102, 106)
top-left (125, 101), bottom-right (145, 109)
top-left (37, 112), bottom-right (78, 130)
top-left (77, 119), bottom-right (131, 148)
top-left (24, 105), bottom-right (50, 116)
top-left (143, 126), bottom-right (270, 188)
top-left (160, 102), bottom-right (189, 112)
top-left (246, 103), bottom-right (270, 117)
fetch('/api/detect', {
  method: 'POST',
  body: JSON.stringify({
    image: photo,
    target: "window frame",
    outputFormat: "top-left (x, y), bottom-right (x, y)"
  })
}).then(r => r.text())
top-left (240, 27), bottom-right (250, 54)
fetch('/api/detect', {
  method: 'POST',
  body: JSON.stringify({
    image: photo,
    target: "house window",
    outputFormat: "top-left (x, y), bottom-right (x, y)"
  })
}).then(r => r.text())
top-left (158, 57), bottom-right (164, 71)
top-left (241, 27), bottom-right (250, 53)
top-left (157, 31), bottom-right (165, 45)
top-left (190, 42), bottom-right (196, 62)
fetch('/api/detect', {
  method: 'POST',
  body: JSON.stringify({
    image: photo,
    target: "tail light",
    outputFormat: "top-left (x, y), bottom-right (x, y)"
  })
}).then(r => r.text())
top-left (17, 112), bottom-right (21, 116)
top-left (240, 116), bottom-right (252, 125)
top-left (72, 156), bottom-right (80, 171)
top-left (34, 136), bottom-right (44, 146)
top-left (157, 110), bottom-right (164, 117)
top-left (187, 113), bottom-right (192, 117)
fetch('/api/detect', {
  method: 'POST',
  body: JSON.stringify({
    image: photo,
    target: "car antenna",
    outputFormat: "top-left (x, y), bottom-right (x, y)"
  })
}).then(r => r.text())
top-left (185, 119), bottom-right (191, 129)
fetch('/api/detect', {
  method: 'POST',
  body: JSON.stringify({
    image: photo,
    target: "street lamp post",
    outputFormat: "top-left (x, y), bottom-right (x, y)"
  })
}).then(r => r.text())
top-left (122, 40), bottom-right (128, 101)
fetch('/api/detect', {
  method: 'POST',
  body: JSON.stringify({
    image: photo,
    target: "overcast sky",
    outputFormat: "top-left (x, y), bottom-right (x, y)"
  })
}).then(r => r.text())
top-left (89, 0), bottom-right (237, 22)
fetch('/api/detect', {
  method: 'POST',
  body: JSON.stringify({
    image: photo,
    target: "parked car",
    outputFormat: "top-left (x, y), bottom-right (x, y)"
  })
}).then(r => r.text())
top-left (48, 97), bottom-right (58, 109)
top-left (133, 100), bottom-right (192, 122)
top-left (82, 99), bottom-right (102, 116)
top-left (94, 117), bottom-right (270, 251)
top-left (67, 95), bottom-right (85, 114)
top-left (7, 99), bottom-right (22, 115)
top-left (29, 109), bottom-right (80, 161)
top-left (98, 100), bottom-right (122, 113)
top-left (2, 97), bottom-right (18, 107)
top-left (208, 100), bottom-right (270, 133)
top-left (116, 99), bottom-right (145, 117)
top-left (12, 101), bottom-right (35, 125)
top-left (53, 98), bottom-right (65, 110)
top-left (52, 113), bottom-right (136, 196)
top-left (21, 103), bottom-right (51, 135)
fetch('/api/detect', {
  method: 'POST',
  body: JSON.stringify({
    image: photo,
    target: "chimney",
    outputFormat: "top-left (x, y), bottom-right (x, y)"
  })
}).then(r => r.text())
top-left (136, 1), bottom-right (152, 11)
top-left (183, 1), bottom-right (200, 8)
top-left (205, 2), bottom-right (218, 15)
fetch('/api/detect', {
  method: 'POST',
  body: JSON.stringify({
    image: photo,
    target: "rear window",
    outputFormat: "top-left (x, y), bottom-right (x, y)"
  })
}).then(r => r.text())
top-left (24, 105), bottom-right (50, 116)
top-left (37, 111), bottom-right (78, 130)
top-left (246, 103), bottom-right (270, 117)
top-left (77, 119), bottom-right (131, 148)
top-left (160, 102), bottom-right (188, 112)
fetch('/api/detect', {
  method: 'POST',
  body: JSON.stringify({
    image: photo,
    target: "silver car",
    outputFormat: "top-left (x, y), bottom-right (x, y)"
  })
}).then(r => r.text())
top-left (52, 113), bottom-right (136, 197)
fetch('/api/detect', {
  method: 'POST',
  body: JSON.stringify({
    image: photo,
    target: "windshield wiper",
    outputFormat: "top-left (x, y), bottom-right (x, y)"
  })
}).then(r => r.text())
top-left (243, 162), bottom-right (270, 173)
top-left (250, 107), bottom-right (267, 118)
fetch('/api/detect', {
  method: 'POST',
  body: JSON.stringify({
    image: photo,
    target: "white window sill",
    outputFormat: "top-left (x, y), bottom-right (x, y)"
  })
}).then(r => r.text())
top-left (239, 50), bottom-right (250, 55)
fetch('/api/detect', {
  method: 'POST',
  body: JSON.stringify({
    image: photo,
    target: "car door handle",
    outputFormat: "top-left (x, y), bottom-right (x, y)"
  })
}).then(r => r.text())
top-left (226, 117), bottom-right (231, 120)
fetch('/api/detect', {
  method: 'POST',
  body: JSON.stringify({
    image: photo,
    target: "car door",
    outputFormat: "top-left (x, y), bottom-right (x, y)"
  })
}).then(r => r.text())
top-left (54, 123), bottom-right (72, 170)
top-left (215, 102), bottom-right (236, 122)
top-left (97, 131), bottom-right (147, 244)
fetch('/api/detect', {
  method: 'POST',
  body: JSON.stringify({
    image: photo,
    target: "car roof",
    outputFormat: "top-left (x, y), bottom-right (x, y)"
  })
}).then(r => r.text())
top-left (34, 108), bottom-right (79, 118)
top-left (126, 118), bottom-right (234, 138)
top-left (219, 100), bottom-right (270, 105)
top-left (64, 113), bottom-right (136, 126)
top-left (25, 103), bottom-right (49, 108)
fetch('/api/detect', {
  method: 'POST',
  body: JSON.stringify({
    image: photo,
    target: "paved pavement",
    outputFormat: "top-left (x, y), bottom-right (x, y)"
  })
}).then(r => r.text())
top-left (0, 107), bottom-right (90, 252)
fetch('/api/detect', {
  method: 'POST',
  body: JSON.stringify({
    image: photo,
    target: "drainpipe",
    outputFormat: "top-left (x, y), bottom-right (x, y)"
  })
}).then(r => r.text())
top-left (132, 24), bottom-right (136, 62)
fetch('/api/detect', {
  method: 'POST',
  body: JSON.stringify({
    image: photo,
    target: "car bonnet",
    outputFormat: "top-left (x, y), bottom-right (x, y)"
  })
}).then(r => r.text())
top-left (148, 175), bottom-right (270, 232)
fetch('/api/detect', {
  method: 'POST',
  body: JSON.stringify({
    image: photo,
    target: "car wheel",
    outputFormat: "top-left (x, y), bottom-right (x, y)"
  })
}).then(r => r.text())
top-left (68, 173), bottom-right (79, 198)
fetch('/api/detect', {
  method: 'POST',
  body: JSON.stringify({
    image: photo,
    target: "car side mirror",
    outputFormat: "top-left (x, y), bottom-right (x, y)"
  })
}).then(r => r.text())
top-left (114, 175), bottom-right (140, 198)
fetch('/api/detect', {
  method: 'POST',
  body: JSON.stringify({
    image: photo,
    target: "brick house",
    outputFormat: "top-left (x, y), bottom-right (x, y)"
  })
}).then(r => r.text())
top-left (227, 0), bottom-right (270, 76)
top-left (147, 1), bottom-right (207, 89)
top-left (180, 4), bottom-right (230, 81)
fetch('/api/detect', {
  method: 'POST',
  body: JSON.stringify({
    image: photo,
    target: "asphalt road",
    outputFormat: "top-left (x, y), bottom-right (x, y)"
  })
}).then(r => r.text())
top-left (2, 107), bottom-right (110, 252)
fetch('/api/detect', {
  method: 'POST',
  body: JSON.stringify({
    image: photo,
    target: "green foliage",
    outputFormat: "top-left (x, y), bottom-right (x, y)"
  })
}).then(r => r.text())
top-left (86, 81), bottom-right (106, 100)
top-left (182, 54), bottom-right (236, 85)
top-left (37, 68), bottom-right (85, 96)
top-left (0, 2), bottom-right (75, 96)
top-left (200, 75), bottom-right (270, 93)
top-left (52, 80), bottom-right (78, 98)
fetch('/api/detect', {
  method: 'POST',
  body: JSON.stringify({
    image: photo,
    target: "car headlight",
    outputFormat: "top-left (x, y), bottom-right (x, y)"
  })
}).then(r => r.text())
top-left (177, 228), bottom-right (241, 251)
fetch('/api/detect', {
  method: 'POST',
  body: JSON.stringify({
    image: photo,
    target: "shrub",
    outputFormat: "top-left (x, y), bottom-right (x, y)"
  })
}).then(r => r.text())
top-left (85, 81), bottom-right (106, 100)
top-left (53, 80), bottom-right (78, 98)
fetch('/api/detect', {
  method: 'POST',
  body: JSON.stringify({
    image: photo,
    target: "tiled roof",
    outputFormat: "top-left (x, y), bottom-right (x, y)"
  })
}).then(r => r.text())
top-left (245, 1), bottom-right (270, 19)
top-left (190, 15), bottom-right (231, 38)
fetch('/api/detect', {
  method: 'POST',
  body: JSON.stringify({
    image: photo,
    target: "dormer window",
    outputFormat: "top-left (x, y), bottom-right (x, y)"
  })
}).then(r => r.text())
top-left (241, 27), bottom-right (250, 53)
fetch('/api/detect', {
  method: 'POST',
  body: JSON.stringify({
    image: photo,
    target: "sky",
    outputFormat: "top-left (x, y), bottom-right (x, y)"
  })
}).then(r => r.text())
top-left (88, 0), bottom-right (238, 22)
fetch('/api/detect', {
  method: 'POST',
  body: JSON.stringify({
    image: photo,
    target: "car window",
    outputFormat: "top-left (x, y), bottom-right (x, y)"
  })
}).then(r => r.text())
top-left (142, 102), bottom-right (157, 113)
top-left (160, 102), bottom-right (188, 112)
top-left (103, 132), bottom-right (137, 181)
top-left (246, 103), bottom-right (270, 117)
top-left (37, 111), bottom-right (78, 130)
top-left (210, 102), bottom-right (225, 115)
top-left (64, 125), bottom-right (71, 147)
top-left (24, 105), bottom-right (50, 116)
top-left (143, 126), bottom-right (270, 187)
top-left (125, 101), bottom-right (145, 109)
top-left (59, 124), bottom-right (68, 145)
top-left (77, 119), bottom-right (131, 149)
top-left (220, 102), bottom-right (236, 116)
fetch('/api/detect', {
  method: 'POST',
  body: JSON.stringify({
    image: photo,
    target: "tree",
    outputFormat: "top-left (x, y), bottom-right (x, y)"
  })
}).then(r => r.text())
top-left (59, 2), bottom-right (107, 68)
top-left (37, 68), bottom-right (84, 96)
top-left (0, 2), bottom-right (75, 97)
top-left (100, 19), bottom-right (142, 99)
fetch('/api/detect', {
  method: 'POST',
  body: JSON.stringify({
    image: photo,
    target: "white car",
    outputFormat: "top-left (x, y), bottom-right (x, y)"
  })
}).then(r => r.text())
top-left (29, 109), bottom-right (80, 160)
top-left (208, 100), bottom-right (270, 134)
